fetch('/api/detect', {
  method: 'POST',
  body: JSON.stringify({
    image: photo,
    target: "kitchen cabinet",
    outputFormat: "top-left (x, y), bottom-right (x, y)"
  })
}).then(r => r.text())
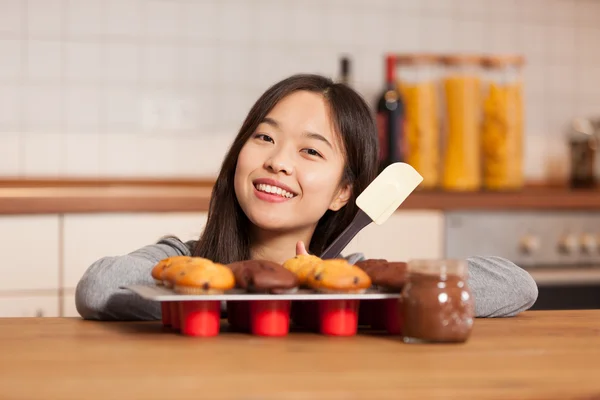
top-left (343, 211), bottom-right (444, 261)
top-left (62, 292), bottom-right (78, 318)
top-left (0, 215), bottom-right (60, 291)
top-left (0, 294), bottom-right (59, 317)
top-left (62, 212), bottom-right (208, 290)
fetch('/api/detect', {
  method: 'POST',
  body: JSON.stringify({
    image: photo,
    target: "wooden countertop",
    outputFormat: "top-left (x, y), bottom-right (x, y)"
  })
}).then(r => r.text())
top-left (0, 178), bottom-right (599, 214)
top-left (1, 310), bottom-right (599, 399)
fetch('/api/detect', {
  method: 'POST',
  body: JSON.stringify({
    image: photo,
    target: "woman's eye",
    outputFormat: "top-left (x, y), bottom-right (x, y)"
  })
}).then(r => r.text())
top-left (302, 148), bottom-right (323, 158)
top-left (254, 133), bottom-right (274, 143)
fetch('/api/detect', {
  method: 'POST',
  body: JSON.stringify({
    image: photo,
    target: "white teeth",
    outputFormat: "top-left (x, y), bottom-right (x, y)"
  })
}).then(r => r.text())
top-left (255, 183), bottom-right (295, 199)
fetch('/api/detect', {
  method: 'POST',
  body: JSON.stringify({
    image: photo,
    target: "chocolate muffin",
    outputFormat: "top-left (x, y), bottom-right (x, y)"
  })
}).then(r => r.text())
top-left (227, 260), bottom-right (299, 294)
top-left (355, 259), bottom-right (407, 291)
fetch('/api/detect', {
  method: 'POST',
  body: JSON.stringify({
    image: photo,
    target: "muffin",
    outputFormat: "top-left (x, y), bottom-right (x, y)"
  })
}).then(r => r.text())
top-left (227, 259), bottom-right (298, 294)
top-left (173, 258), bottom-right (235, 295)
top-left (354, 259), bottom-right (407, 291)
top-left (162, 260), bottom-right (197, 288)
top-left (283, 254), bottom-right (323, 286)
top-left (307, 259), bottom-right (372, 293)
top-left (151, 256), bottom-right (193, 285)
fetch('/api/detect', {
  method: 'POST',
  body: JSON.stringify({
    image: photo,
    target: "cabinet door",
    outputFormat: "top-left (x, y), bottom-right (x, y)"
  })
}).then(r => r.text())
top-left (0, 215), bottom-right (60, 291)
top-left (342, 211), bottom-right (444, 261)
top-left (62, 292), bottom-right (79, 318)
top-left (62, 212), bottom-right (208, 289)
top-left (0, 294), bottom-right (59, 317)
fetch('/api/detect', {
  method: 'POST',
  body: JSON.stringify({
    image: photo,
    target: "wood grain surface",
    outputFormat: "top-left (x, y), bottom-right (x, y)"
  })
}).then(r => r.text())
top-left (0, 310), bottom-right (599, 400)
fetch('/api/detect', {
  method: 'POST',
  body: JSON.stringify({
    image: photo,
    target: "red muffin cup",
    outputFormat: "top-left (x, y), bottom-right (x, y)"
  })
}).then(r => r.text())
top-left (170, 301), bottom-right (181, 331)
top-left (292, 300), bottom-right (320, 331)
top-left (179, 301), bottom-right (221, 337)
top-left (371, 298), bottom-right (403, 335)
top-left (358, 300), bottom-right (374, 327)
top-left (161, 302), bottom-right (172, 327)
top-left (250, 300), bottom-right (291, 337)
top-left (319, 299), bottom-right (359, 336)
top-left (227, 301), bottom-right (250, 332)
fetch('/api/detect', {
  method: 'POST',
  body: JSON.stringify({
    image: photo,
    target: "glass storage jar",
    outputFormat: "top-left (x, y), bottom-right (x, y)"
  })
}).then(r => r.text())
top-left (481, 55), bottom-right (526, 191)
top-left (400, 259), bottom-right (474, 343)
top-left (440, 55), bottom-right (483, 191)
top-left (396, 54), bottom-right (442, 190)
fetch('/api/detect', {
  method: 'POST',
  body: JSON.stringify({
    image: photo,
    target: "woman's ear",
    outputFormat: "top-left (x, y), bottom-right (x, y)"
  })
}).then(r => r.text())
top-left (329, 183), bottom-right (352, 211)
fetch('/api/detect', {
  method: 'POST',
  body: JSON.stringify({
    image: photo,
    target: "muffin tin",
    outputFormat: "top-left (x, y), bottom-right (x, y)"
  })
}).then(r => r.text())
top-left (124, 285), bottom-right (403, 337)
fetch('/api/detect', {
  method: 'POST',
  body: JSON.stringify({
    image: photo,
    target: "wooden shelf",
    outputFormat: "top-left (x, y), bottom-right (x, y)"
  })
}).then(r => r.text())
top-left (0, 179), bottom-right (599, 214)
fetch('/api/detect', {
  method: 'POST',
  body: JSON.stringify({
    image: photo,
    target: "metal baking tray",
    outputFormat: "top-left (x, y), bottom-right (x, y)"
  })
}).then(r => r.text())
top-left (123, 285), bottom-right (401, 301)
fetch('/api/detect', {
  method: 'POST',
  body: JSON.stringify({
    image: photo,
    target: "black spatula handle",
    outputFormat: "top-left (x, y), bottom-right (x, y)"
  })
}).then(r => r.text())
top-left (319, 209), bottom-right (373, 260)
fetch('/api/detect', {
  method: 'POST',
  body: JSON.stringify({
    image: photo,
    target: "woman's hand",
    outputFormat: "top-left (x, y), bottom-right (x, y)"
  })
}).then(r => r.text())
top-left (296, 241), bottom-right (309, 256)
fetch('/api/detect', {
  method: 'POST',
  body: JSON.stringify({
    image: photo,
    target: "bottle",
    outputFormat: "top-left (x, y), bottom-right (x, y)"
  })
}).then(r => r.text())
top-left (376, 54), bottom-right (405, 172)
top-left (338, 56), bottom-right (351, 86)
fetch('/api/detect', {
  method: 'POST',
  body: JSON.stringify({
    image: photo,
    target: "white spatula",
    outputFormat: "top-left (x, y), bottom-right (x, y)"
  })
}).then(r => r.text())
top-left (320, 162), bottom-right (423, 260)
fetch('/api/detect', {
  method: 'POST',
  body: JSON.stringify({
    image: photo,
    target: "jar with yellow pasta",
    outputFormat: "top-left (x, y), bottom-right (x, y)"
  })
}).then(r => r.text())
top-left (481, 55), bottom-right (525, 191)
top-left (396, 54), bottom-right (441, 190)
top-left (440, 55), bottom-right (483, 191)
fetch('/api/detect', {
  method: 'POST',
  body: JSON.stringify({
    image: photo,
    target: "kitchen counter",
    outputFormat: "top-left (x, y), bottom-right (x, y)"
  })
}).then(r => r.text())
top-left (1, 310), bottom-right (599, 399)
top-left (1, 178), bottom-right (600, 214)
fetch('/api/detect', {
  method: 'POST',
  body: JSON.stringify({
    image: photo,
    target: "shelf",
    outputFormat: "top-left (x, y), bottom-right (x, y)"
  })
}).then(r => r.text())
top-left (0, 179), bottom-right (599, 214)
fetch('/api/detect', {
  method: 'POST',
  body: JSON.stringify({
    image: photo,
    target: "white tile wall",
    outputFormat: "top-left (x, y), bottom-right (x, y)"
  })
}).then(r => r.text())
top-left (0, 0), bottom-right (599, 180)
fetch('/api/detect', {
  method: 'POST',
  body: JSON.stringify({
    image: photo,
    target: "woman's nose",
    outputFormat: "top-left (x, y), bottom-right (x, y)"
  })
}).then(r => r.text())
top-left (264, 151), bottom-right (294, 175)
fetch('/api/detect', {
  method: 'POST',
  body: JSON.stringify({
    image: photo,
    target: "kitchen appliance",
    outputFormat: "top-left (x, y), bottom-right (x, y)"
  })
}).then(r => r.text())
top-left (445, 211), bottom-right (600, 310)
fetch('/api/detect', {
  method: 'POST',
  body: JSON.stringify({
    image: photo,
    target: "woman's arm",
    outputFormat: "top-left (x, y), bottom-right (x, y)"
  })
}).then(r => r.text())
top-left (75, 236), bottom-right (194, 321)
top-left (345, 253), bottom-right (538, 318)
top-left (466, 256), bottom-right (538, 317)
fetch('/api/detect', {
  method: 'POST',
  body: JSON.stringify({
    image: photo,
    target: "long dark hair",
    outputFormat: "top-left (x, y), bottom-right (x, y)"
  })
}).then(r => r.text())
top-left (192, 74), bottom-right (378, 263)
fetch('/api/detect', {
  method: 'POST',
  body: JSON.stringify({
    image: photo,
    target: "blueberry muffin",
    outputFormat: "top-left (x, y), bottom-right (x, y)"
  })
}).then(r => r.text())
top-left (151, 256), bottom-right (193, 285)
top-left (283, 254), bottom-right (323, 286)
top-left (307, 259), bottom-right (372, 293)
top-left (173, 258), bottom-right (235, 294)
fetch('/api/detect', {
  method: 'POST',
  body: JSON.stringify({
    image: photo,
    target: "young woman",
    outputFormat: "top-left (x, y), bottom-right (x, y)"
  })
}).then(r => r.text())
top-left (75, 74), bottom-right (538, 321)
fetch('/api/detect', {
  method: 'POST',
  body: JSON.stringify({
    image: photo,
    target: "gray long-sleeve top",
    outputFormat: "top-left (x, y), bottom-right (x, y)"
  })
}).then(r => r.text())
top-left (75, 236), bottom-right (539, 320)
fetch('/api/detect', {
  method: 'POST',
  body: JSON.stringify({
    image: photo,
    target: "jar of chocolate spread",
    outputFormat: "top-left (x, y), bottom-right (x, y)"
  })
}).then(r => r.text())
top-left (400, 259), bottom-right (474, 343)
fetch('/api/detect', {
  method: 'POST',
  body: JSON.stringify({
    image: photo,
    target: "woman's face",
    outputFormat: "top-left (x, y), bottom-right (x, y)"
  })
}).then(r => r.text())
top-left (234, 90), bottom-right (351, 233)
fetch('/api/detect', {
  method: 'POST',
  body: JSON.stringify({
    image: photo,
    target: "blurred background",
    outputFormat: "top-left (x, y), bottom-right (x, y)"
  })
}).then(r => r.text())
top-left (0, 0), bottom-right (598, 179)
top-left (0, 0), bottom-right (599, 317)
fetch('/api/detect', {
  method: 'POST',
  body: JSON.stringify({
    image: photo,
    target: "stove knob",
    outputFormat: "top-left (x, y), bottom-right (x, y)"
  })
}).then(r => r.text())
top-left (557, 234), bottom-right (579, 254)
top-left (580, 233), bottom-right (598, 254)
top-left (519, 235), bottom-right (540, 255)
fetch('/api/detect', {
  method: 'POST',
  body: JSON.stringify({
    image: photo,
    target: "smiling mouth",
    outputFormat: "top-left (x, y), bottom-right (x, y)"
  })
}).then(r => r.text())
top-left (254, 183), bottom-right (297, 199)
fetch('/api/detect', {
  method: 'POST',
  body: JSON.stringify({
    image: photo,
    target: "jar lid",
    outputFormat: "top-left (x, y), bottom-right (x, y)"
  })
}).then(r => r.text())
top-left (396, 53), bottom-right (441, 65)
top-left (407, 259), bottom-right (467, 280)
top-left (439, 54), bottom-right (482, 66)
top-left (568, 117), bottom-right (597, 144)
top-left (481, 54), bottom-right (526, 68)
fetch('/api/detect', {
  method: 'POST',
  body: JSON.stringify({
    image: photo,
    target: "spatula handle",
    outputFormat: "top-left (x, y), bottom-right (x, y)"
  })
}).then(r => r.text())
top-left (319, 209), bottom-right (373, 260)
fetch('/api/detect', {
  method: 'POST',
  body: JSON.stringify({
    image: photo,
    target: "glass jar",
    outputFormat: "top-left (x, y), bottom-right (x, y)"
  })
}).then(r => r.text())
top-left (396, 54), bottom-right (442, 190)
top-left (440, 55), bottom-right (483, 191)
top-left (400, 259), bottom-right (474, 343)
top-left (481, 55), bottom-right (526, 191)
top-left (568, 118), bottom-right (598, 189)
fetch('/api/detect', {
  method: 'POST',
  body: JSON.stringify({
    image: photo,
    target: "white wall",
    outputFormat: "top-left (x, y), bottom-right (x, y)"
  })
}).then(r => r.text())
top-left (1, 0), bottom-right (599, 180)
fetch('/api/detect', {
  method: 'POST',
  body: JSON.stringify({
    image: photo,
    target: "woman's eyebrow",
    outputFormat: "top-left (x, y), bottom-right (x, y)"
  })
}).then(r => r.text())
top-left (303, 131), bottom-right (332, 149)
top-left (261, 117), bottom-right (332, 149)
top-left (261, 117), bottom-right (280, 129)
